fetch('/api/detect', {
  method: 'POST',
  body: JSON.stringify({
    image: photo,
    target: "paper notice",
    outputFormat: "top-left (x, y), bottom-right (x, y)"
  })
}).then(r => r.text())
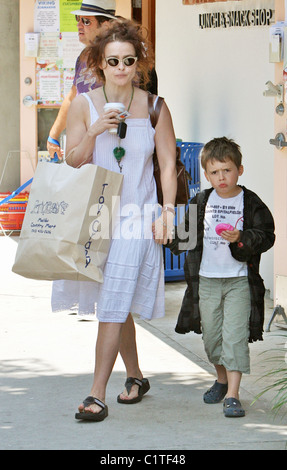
top-left (25, 33), bottom-right (40, 57)
top-left (61, 32), bottom-right (85, 68)
top-left (39, 70), bottom-right (61, 102)
top-left (34, 0), bottom-right (60, 33)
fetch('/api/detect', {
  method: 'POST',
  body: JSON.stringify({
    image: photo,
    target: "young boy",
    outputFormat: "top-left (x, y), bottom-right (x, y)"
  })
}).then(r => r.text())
top-left (168, 137), bottom-right (275, 417)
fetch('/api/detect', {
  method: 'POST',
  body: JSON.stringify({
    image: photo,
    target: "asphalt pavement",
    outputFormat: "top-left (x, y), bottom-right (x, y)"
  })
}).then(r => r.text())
top-left (0, 236), bottom-right (286, 451)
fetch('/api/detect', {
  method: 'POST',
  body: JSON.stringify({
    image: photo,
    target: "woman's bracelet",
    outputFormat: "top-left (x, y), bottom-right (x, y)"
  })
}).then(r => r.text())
top-left (48, 136), bottom-right (60, 147)
top-left (162, 205), bottom-right (176, 216)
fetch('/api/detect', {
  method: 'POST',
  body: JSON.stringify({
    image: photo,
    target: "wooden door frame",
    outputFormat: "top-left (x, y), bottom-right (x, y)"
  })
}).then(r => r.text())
top-left (142, 0), bottom-right (156, 50)
top-left (274, 0), bottom-right (287, 291)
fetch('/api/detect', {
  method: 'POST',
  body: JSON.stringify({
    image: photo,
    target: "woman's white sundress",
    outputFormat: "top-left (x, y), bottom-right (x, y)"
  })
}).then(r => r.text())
top-left (51, 93), bottom-right (165, 322)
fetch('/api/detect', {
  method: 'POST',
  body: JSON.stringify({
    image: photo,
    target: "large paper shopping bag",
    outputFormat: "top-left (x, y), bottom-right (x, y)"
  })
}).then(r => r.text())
top-left (12, 162), bottom-right (123, 282)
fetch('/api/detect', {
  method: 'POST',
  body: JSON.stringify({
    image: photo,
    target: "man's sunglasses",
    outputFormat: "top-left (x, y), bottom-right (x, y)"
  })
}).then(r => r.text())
top-left (105, 57), bottom-right (138, 67)
top-left (75, 15), bottom-right (93, 26)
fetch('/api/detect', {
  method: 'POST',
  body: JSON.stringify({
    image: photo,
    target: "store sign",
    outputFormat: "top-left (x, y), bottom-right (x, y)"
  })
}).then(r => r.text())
top-left (183, 1), bottom-right (242, 3)
top-left (199, 8), bottom-right (274, 29)
top-left (183, 0), bottom-right (275, 29)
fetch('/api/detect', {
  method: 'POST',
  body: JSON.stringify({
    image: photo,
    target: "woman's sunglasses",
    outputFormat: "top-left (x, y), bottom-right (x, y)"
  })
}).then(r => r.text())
top-left (105, 57), bottom-right (138, 67)
top-left (75, 15), bottom-right (93, 26)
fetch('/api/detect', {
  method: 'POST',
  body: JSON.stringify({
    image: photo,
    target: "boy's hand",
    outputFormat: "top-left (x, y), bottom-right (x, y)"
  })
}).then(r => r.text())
top-left (220, 228), bottom-right (241, 243)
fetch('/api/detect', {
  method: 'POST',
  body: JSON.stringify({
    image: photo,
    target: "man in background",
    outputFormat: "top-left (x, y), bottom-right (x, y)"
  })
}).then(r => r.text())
top-left (47, 1), bottom-right (117, 160)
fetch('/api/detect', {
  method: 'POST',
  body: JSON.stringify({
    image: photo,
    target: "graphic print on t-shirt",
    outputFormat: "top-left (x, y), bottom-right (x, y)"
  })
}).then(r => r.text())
top-left (205, 194), bottom-right (244, 249)
top-left (199, 190), bottom-right (247, 278)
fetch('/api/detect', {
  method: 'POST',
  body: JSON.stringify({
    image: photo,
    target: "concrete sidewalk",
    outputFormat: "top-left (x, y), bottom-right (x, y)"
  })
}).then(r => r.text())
top-left (0, 236), bottom-right (286, 450)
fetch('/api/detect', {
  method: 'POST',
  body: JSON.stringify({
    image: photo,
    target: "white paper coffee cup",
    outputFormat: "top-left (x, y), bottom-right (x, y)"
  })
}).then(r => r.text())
top-left (104, 102), bottom-right (125, 134)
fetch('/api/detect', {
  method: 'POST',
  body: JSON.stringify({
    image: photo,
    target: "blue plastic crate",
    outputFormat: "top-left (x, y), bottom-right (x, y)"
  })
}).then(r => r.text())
top-left (178, 141), bottom-right (202, 199)
top-left (164, 142), bottom-right (203, 281)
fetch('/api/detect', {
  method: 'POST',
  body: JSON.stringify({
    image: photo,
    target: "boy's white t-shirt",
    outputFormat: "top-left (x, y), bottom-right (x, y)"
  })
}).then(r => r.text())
top-left (199, 189), bottom-right (248, 278)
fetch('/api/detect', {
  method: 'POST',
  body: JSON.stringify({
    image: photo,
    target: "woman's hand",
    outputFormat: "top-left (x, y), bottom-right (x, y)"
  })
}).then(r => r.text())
top-left (152, 210), bottom-right (174, 245)
top-left (89, 108), bottom-right (121, 137)
top-left (47, 140), bottom-right (64, 161)
top-left (65, 99), bottom-right (122, 167)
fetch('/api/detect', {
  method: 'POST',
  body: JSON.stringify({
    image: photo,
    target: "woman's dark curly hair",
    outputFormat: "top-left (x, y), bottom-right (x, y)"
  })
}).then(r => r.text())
top-left (86, 19), bottom-right (154, 89)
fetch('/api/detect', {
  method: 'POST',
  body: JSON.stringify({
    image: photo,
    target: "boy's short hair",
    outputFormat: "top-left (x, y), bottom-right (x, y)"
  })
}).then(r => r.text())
top-left (201, 137), bottom-right (242, 170)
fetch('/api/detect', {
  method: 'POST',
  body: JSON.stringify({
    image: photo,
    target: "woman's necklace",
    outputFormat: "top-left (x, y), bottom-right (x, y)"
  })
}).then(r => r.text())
top-left (103, 86), bottom-right (134, 173)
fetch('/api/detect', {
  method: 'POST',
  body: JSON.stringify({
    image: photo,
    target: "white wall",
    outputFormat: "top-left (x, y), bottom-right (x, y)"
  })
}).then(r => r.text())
top-left (0, 0), bottom-right (20, 191)
top-left (156, 0), bottom-right (275, 293)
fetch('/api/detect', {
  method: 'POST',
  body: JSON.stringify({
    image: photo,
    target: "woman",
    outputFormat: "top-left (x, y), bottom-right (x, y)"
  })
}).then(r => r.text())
top-left (64, 19), bottom-right (177, 421)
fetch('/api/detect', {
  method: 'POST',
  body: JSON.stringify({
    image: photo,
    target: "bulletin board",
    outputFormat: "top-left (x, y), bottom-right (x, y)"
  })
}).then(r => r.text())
top-left (31, 0), bottom-right (84, 106)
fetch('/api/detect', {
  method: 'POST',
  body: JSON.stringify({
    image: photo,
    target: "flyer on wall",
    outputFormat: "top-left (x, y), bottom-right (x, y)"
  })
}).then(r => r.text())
top-left (33, 1), bottom-right (83, 106)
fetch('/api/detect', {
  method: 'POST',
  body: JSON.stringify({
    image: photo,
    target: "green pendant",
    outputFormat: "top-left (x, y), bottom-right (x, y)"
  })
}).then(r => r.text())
top-left (113, 147), bottom-right (125, 161)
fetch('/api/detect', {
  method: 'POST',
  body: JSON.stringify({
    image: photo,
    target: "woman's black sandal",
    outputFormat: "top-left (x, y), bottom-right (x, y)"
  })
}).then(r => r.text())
top-left (117, 377), bottom-right (150, 404)
top-left (75, 396), bottom-right (108, 421)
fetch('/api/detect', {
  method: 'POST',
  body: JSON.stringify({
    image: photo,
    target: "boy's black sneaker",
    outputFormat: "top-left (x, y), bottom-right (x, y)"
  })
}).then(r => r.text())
top-left (203, 380), bottom-right (228, 404)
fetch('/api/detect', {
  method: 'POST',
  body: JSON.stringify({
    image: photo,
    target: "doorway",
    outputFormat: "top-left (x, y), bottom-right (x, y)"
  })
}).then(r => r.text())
top-left (132, 0), bottom-right (156, 50)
